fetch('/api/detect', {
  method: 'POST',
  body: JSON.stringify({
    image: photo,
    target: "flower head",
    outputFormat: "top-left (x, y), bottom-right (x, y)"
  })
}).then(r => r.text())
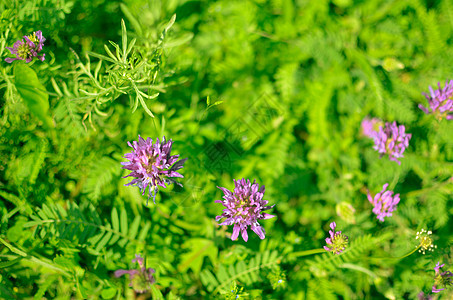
top-left (323, 222), bottom-right (349, 254)
top-left (419, 80), bottom-right (453, 120)
top-left (416, 229), bottom-right (437, 255)
top-left (5, 30), bottom-right (46, 63)
top-left (432, 262), bottom-right (453, 293)
top-left (114, 254), bottom-right (156, 294)
top-left (367, 183), bottom-right (400, 222)
top-left (122, 136), bottom-right (187, 205)
top-left (361, 117), bottom-right (383, 139)
top-left (215, 178), bottom-right (275, 242)
top-left (417, 291), bottom-right (433, 300)
top-left (372, 121), bottom-right (411, 164)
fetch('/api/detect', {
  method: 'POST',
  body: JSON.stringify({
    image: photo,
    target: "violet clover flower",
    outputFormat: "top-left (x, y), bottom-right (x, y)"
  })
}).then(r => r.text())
top-left (367, 183), bottom-right (400, 222)
top-left (417, 291), bottom-right (433, 300)
top-left (372, 121), bottom-right (411, 165)
top-left (5, 30), bottom-right (46, 63)
top-left (323, 222), bottom-right (349, 254)
top-left (215, 178), bottom-right (275, 242)
top-left (432, 262), bottom-right (453, 293)
top-left (122, 136), bottom-right (187, 205)
top-left (361, 117), bottom-right (382, 139)
top-left (419, 80), bottom-right (453, 120)
top-left (114, 254), bottom-right (156, 294)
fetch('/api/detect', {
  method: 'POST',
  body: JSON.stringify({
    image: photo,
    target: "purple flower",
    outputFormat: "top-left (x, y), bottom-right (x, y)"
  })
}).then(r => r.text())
top-left (419, 80), bottom-right (453, 120)
top-left (323, 222), bottom-right (349, 254)
top-left (5, 30), bottom-right (46, 63)
top-left (114, 254), bottom-right (156, 294)
top-left (367, 183), bottom-right (400, 222)
top-left (215, 178), bottom-right (275, 242)
top-left (372, 121), bottom-right (411, 164)
top-left (417, 291), bottom-right (433, 300)
top-left (361, 117), bottom-right (382, 139)
top-left (432, 262), bottom-right (453, 293)
top-left (122, 136), bottom-right (187, 205)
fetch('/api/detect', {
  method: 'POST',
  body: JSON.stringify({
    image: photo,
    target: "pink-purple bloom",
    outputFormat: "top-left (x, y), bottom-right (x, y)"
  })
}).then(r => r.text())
top-left (367, 183), bottom-right (400, 222)
top-left (5, 31), bottom-right (46, 63)
top-left (417, 291), bottom-right (433, 300)
top-left (122, 136), bottom-right (187, 204)
top-left (372, 121), bottom-right (411, 165)
top-left (419, 80), bottom-right (453, 120)
top-left (324, 222), bottom-right (349, 254)
top-left (432, 262), bottom-right (452, 293)
top-left (215, 178), bottom-right (275, 242)
top-left (114, 254), bottom-right (156, 293)
top-left (361, 117), bottom-right (382, 139)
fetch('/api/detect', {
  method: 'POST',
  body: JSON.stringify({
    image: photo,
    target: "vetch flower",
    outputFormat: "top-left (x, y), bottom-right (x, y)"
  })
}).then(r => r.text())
top-left (432, 262), bottom-right (453, 293)
top-left (417, 291), bottom-right (433, 300)
top-left (361, 117), bottom-right (383, 139)
top-left (324, 222), bottom-right (349, 254)
top-left (416, 229), bottom-right (437, 255)
top-left (5, 30), bottom-right (46, 63)
top-left (122, 136), bottom-right (187, 205)
top-left (215, 178), bottom-right (275, 242)
top-left (367, 183), bottom-right (400, 222)
top-left (114, 254), bottom-right (156, 294)
top-left (372, 121), bottom-right (411, 164)
top-left (419, 80), bottom-right (453, 120)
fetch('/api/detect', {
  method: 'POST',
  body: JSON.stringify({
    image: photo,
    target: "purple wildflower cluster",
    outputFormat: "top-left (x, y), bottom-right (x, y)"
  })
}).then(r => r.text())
top-left (361, 118), bottom-right (411, 164)
top-left (372, 121), bottom-right (411, 165)
top-left (215, 178), bottom-right (275, 242)
top-left (122, 136), bottom-right (187, 204)
top-left (324, 222), bottom-right (349, 254)
top-left (114, 254), bottom-right (156, 294)
top-left (417, 291), bottom-right (433, 300)
top-left (432, 262), bottom-right (453, 293)
top-left (361, 117), bottom-right (382, 139)
top-left (5, 31), bottom-right (46, 63)
top-left (367, 183), bottom-right (400, 222)
top-left (419, 80), bottom-right (453, 120)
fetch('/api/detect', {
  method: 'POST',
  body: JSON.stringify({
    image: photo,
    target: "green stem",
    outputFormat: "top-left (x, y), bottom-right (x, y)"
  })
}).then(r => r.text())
top-left (0, 237), bottom-right (70, 277)
top-left (370, 245), bottom-right (421, 262)
top-left (288, 248), bottom-right (326, 259)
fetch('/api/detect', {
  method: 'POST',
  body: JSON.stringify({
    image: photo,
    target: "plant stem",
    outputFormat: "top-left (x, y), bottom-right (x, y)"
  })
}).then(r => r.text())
top-left (370, 245), bottom-right (421, 262)
top-left (288, 248), bottom-right (326, 259)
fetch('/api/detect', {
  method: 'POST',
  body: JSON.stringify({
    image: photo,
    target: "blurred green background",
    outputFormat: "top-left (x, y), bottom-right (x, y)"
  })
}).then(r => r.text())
top-left (1, 0), bottom-right (453, 299)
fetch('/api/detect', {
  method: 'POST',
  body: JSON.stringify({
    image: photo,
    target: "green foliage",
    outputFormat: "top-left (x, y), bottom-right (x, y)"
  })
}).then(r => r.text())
top-left (1, 0), bottom-right (453, 299)
top-left (201, 250), bottom-right (281, 295)
top-left (13, 63), bottom-right (53, 128)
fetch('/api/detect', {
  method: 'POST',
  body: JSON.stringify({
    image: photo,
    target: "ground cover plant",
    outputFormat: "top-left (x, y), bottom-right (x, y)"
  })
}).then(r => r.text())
top-left (0, 0), bottom-right (453, 299)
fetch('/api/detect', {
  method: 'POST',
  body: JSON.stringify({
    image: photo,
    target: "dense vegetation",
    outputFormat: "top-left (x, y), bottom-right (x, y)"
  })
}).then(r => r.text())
top-left (1, 0), bottom-right (452, 299)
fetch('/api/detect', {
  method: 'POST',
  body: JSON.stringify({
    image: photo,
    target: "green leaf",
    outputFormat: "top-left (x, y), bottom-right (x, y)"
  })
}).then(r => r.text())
top-left (14, 64), bottom-right (53, 128)
top-left (121, 19), bottom-right (127, 62)
top-left (101, 287), bottom-right (117, 299)
top-left (120, 3), bottom-right (142, 35)
top-left (178, 238), bottom-right (217, 274)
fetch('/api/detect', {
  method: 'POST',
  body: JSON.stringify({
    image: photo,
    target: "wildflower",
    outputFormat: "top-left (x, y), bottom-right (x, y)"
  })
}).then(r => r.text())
top-left (361, 117), bottom-right (383, 139)
top-left (114, 254), bottom-right (156, 294)
top-left (432, 262), bottom-right (453, 293)
top-left (416, 229), bottom-right (437, 254)
top-left (419, 80), bottom-right (453, 120)
top-left (372, 121), bottom-right (411, 164)
top-left (5, 30), bottom-right (46, 63)
top-left (417, 291), bottom-right (433, 300)
top-left (215, 178), bottom-right (275, 242)
top-left (122, 136), bottom-right (187, 205)
top-left (324, 222), bottom-right (349, 254)
top-left (367, 183), bottom-right (400, 222)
